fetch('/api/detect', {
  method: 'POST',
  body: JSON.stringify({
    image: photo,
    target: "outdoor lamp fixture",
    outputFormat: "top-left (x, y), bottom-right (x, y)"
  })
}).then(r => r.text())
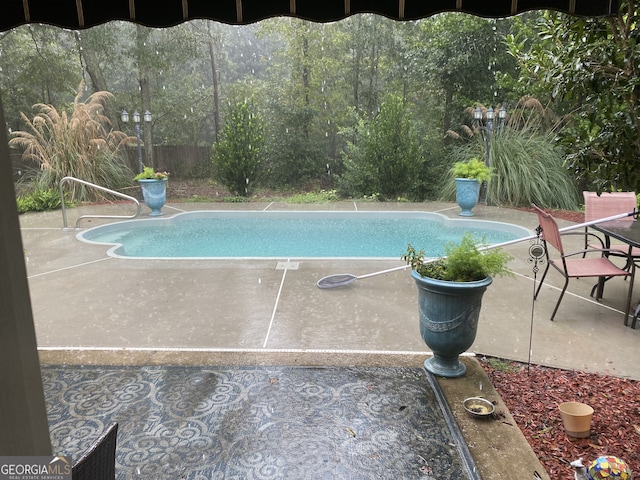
top-left (473, 105), bottom-right (506, 204)
top-left (121, 109), bottom-right (152, 173)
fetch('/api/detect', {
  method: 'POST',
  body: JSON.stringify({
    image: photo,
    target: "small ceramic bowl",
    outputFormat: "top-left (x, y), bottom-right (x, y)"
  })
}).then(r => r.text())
top-left (463, 397), bottom-right (495, 418)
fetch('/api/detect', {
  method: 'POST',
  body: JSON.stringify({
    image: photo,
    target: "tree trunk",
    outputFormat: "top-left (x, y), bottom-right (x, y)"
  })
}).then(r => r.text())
top-left (302, 31), bottom-right (311, 108)
top-left (136, 25), bottom-right (154, 168)
top-left (367, 19), bottom-right (379, 115)
top-left (443, 85), bottom-right (454, 136)
top-left (74, 30), bottom-right (119, 129)
top-left (75, 31), bottom-right (108, 92)
top-left (207, 21), bottom-right (221, 143)
top-left (352, 17), bottom-right (362, 113)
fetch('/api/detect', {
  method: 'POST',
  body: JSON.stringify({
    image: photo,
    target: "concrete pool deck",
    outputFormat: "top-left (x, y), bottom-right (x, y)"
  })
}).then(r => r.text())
top-left (18, 199), bottom-right (640, 478)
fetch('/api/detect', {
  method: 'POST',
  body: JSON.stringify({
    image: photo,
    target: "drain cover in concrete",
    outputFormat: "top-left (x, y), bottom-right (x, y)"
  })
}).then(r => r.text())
top-left (276, 261), bottom-right (299, 270)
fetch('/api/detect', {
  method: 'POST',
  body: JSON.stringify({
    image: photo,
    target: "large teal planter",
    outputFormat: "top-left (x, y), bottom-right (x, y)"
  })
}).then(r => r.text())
top-left (412, 270), bottom-right (492, 378)
top-left (455, 178), bottom-right (481, 217)
top-left (138, 178), bottom-right (168, 216)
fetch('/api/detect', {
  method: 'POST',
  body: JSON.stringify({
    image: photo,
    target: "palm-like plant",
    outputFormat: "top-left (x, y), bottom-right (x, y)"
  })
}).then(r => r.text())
top-left (10, 83), bottom-right (134, 202)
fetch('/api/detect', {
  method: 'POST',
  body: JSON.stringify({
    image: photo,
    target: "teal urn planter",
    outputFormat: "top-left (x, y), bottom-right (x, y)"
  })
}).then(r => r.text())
top-left (412, 270), bottom-right (492, 378)
top-left (455, 178), bottom-right (481, 217)
top-left (138, 178), bottom-right (168, 216)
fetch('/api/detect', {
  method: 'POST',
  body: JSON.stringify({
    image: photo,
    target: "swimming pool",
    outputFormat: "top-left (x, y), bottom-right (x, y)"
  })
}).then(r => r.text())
top-left (77, 210), bottom-right (532, 259)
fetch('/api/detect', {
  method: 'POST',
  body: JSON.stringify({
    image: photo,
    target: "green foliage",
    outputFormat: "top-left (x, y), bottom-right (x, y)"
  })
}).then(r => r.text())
top-left (403, 233), bottom-right (513, 282)
top-left (338, 95), bottom-right (424, 200)
top-left (212, 100), bottom-right (266, 196)
top-left (134, 166), bottom-right (170, 181)
top-left (265, 105), bottom-right (327, 188)
top-left (488, 127), bottom-right (578, 209)
top-left (10, 83), bottom-right (133, 203)
top-left (0, 25), bottom-right (82, 133)
top-left (451, 157), bottom-right (491, 182)
top-left (444, 99), bottom-right (579, 209)
top-left (4, 15), bottom-right (627, 195)
top-left (286, 190), bottom-right (338, 203)
top-left (506, 3), bottom-right (640, 191)
top-left (16, 188), bottom-right (63, 213)
top-left (412, 15), bottom-right (519, 134)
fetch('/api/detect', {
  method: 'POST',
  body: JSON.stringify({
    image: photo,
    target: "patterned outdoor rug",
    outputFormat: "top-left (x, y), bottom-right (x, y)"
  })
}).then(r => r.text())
top-left (42, 365), bottom-right (478, 479)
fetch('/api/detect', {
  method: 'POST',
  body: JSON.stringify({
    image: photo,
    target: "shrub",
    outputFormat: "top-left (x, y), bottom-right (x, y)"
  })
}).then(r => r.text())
top-left (10, 83), bottom-right (133, 203)
top-left (16, 188), bottom-right (63, 213)
top-left (451, 157), bottom-right (492, 183)
top-left (212, 100), bottom-right (265, 196)
top-left (286, 190), bottom-right (338, 203)
top-left (338, 95), bottom-right (424, 200)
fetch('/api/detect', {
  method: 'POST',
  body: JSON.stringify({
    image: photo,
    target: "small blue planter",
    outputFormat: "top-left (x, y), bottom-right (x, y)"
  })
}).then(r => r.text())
top-left (455, 178), bottom-right (481, 217)
top-left (138, 178), bottom-right (168, 216)
top-left (412, 270), bottom-right (492, 378)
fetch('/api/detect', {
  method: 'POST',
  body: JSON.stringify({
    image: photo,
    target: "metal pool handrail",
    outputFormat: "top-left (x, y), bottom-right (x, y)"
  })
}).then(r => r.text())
top-left (59, 176), bottom-right (141, 229)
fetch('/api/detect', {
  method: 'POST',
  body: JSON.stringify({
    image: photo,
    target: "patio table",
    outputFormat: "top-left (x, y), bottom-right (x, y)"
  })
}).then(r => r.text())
top-left (594, 220), bottom-right (640, 249)
top-left (593, 220), bottom-right (640, 327)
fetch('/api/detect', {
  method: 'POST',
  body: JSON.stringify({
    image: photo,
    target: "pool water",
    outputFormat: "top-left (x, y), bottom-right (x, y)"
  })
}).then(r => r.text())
top-left (78, 211), bottom-right (532, 259)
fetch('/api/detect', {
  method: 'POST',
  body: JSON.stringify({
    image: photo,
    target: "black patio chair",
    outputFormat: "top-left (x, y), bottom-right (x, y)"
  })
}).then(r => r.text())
top-left (72, 422), bottom-right (118, 480)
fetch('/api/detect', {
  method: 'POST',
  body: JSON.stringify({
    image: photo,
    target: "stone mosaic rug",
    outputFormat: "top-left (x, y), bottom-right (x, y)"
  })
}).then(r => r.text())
top-left (42, 365), bottom-right (478, 479)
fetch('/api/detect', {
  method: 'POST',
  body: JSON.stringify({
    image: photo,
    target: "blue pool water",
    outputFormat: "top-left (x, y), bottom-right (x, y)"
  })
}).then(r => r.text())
top-left (77, 210), bottom-right (532, 259)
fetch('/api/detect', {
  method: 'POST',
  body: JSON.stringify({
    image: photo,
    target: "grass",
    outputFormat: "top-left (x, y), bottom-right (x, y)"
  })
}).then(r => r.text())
top-left (483, 356), bottom-right (520, 373)
top-left (285, 190), bottom-right (339, 203)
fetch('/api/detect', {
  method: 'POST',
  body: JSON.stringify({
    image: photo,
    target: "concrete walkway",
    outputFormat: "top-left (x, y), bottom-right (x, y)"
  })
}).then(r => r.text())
top-left (19, 200), bottom-right (640, 479)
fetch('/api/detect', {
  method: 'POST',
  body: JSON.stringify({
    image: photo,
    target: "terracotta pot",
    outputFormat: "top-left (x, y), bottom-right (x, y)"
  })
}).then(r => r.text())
top-left (558, 401), bottom-right (593, 438)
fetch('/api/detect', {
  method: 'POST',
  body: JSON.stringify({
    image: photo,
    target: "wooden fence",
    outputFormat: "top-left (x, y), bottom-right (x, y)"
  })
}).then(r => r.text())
top-left (11, 145), bottom-right (212, 181)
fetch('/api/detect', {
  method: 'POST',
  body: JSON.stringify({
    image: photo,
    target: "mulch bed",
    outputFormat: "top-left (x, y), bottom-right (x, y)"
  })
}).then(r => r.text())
top-left (515, 206), bottom-right (585, 224)
top-left (481, 358), bottom-right (640, 478)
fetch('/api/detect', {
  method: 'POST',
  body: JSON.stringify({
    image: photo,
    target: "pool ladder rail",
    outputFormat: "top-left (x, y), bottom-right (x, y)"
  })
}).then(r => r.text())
top-left (59, 176), bottom-right (141, 229)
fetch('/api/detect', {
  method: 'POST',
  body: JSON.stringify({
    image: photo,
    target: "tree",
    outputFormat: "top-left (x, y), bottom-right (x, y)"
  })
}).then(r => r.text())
top-left (212, 100), bottom-right (265, 196)
top-left (338, 94), bottom-right (423, 199)
top-left (0, 26), bottom-right (81, 132)
top-left (507, 2), bottom-right (640, 192)
top-left (259, 18), bottom-right (335, 188)
top-left (410, 14), bottom-right (518, 136)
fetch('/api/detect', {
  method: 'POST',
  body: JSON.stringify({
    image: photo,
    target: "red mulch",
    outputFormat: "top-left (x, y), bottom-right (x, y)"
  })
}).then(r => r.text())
top-left (515, 206), bottom-right (585, 224)
top-left (480, 358), bottom-right (640, 479)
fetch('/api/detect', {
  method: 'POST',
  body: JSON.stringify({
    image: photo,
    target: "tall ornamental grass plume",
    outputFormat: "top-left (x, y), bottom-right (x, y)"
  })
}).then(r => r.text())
top-left (443, 97), bottom-right (579, 210)
top-left (10, 83), bottom-right (134, 203)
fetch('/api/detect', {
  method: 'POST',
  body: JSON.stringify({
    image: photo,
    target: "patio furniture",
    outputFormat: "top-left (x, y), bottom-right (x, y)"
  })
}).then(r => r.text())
top-left (72, 422), bottom-right (118, 480)
top-left (593, 219), bottom-right (640, 328)
top-left (532, 204), bottom-right (635, 323)
top-left (582, 191), bottom-right (640, 271)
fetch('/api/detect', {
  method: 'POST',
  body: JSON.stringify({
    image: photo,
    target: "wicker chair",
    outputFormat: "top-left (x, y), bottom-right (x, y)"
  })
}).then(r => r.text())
top-left (72, 422), bottom-right (118, 480)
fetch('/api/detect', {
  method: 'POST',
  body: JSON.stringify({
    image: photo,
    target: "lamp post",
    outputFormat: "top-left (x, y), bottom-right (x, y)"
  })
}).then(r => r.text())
top-left (121, 110), bottom-right (152, 173)
top-left (473, 105), bottom-right (506, 204)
